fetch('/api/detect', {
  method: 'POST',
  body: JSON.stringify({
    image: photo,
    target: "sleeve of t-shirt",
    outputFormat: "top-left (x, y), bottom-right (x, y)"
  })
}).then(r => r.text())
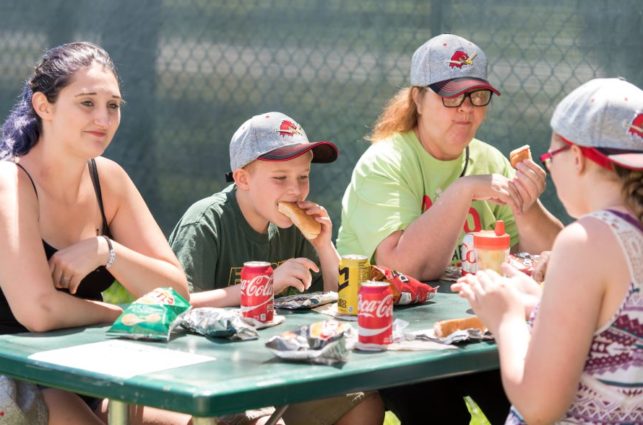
top-left (342, 150), bottom-right (423, 261)
top-left (169, 221), bottom-right (218, 293)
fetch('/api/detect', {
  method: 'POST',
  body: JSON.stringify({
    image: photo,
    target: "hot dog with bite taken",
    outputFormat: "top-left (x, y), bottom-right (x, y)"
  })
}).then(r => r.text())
top-left (278, 201), bottom-right (322, 240)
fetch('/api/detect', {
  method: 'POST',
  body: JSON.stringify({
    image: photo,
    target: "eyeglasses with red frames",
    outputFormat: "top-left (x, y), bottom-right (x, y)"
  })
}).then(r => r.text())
top-left (539, 145), bottom-right (571, 171)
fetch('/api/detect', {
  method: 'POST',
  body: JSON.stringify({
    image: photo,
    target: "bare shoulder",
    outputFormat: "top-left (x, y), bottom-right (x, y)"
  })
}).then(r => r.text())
top-left (92, 157), bottom-right (135, 190)
top-left (0, 161), bottom-right (33, 194)
top-left (550, 216), bottom-right (622, 279)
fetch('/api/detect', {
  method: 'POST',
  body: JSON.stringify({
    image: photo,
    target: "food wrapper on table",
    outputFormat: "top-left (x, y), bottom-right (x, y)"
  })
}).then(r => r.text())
top-left (370, 265), bottom-right (437, 305)
top-left (274, 291), bottom-right (338, 310)
top-left (177, 308), bottom-right (259, 340)
top-left (266, 320), bottom-right (356, 365)
top-left (177, 307), bottom-right (286, 341)
top-left (107, 287), bottom-right (190, 342)
top-left (508, 252), bottom-right (540, 276)
top-left (440, 252), bottom-right (540, 281)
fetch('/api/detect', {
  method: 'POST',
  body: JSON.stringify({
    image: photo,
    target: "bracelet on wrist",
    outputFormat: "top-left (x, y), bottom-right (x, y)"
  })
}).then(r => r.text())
top-left (101, 235), bottom-right (116, 269)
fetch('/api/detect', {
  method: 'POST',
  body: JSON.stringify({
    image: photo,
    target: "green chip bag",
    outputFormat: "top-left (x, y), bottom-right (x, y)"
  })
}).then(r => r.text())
top-left (107, 287), bottom-right (190, 341)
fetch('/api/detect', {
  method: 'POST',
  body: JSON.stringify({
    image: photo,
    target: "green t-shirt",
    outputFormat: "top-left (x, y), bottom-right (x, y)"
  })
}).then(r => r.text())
top-left (336, 131), bottom-right (518, 261)
top-left (169, 184), bottom-right (322, 294)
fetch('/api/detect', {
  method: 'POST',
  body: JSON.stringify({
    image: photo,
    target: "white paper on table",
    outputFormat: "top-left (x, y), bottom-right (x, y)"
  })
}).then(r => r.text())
top-left (29, 339), bottom-right (214, 379)
top-left (312, 302), bottom-right (358, 322)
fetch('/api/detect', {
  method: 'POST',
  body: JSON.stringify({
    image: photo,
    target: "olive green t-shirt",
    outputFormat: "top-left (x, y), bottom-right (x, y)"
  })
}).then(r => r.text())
top-left (169, 184), bottom-right (322, 293)
top-left (336, 131), bottom-right (518, 261)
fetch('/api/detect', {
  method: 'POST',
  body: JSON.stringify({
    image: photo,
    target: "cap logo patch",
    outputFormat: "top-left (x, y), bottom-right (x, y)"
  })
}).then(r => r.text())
top-left (276, 120), bottom-right (303, 137)
top-left (448, 50), bottom-right (477, 68)
top-left (629, 113), bottom-right (643, 138)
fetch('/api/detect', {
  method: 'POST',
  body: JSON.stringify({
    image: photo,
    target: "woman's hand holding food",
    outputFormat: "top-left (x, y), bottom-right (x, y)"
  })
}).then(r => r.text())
top-left (510, 160), bottom-right (547, 214)
top-left (463, 174), bottom-right (522, 213)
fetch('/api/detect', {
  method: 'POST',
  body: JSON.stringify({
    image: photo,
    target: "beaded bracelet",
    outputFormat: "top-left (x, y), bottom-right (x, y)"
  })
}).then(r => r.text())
top-left (101, 235), bottom-right (116, 269)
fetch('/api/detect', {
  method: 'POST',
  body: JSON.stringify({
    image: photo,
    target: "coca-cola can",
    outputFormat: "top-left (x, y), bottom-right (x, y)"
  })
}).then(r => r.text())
top-left (460, 232), bottom-right (478, 275)
top-left (358, 281), bottom-right (394, 346)
top-left (240, 261), bottom-right (274, 323)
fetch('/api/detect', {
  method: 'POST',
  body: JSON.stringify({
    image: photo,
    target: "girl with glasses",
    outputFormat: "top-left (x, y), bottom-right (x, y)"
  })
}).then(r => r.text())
top-left (454, 78), bottom-right (643, 424)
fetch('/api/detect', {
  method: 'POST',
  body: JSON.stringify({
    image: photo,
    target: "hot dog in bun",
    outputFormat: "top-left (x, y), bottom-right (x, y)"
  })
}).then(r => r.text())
top-left (433, 316), bottom-right (486, 337)
top-left (278, 201), bottom-right (321, 240)
top-left (509, 145), bottom-right (532, 168)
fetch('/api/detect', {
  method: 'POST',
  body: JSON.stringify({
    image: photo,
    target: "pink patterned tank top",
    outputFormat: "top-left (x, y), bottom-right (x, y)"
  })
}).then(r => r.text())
top-left (507, 209), bottom-right (643, 424)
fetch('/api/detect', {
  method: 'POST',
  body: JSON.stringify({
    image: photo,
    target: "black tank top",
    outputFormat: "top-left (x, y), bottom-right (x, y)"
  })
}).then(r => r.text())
top-left (0, 159), bottom-right (115, 334)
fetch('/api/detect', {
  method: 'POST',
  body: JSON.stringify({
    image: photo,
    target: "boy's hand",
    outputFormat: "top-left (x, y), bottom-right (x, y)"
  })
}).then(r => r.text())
top-left (273, 257), bottom-right (319, 294)
top-left (297, 200), bottom-right (332, 249)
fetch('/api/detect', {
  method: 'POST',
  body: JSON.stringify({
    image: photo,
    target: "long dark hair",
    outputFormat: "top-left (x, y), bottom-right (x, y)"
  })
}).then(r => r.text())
top-left (0, 42), bottom-right (118, 159)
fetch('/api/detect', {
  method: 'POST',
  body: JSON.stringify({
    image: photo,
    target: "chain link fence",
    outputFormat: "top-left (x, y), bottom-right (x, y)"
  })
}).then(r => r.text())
top-left (1, 0), bottom-right (641, 237)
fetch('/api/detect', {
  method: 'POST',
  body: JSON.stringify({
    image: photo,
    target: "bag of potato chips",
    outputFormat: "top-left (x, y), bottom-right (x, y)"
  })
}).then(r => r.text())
top-left (370, 265), bottom-right (437, 305)
top-left (107, 287), bottom-right (190, 341)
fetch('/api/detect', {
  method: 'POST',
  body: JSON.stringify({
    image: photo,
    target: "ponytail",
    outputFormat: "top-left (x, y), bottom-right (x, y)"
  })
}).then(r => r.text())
top-left (615, 166), bottom-right (643, 223)
top-left (0, 83), bottom-right (40, 160)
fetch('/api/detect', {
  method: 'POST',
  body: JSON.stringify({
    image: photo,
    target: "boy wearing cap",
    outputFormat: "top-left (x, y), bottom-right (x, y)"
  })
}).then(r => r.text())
top-left (169, 112), bottom-right (384, 425)
top-left (337, 34), bottom-right (562, 423)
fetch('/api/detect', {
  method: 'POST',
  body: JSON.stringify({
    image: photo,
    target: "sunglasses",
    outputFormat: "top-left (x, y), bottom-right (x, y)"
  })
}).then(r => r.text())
top-left (441, 90), bottom-right (493, 108)
top-left (539, 145), bottom-right (571, 171)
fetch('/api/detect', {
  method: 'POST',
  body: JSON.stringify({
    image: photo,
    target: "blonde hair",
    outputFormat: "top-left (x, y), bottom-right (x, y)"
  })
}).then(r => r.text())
top-left (615, 166), bottom-right (643, 223)
top-left (368, 87), bottom-right (424, 142)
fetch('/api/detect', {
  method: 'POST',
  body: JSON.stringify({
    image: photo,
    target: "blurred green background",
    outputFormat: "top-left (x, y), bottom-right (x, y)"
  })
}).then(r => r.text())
top-left (1, 0), bottom-right (641, 237)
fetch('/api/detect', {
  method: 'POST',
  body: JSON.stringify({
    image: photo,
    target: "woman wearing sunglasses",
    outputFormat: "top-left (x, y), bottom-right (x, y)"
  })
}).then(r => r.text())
top-left (454, 78), bottom-right (643, 424)
top-left (337, 33), bottom-right (563, 424)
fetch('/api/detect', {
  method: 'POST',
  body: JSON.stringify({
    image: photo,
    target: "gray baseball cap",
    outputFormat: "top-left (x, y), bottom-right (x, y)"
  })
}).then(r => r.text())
top-left (227, 112), bottom-right (338, 180)
top-left (410, 34), bottom-right (500, 97)
top-left (551, 78), bottom-right (643, 170)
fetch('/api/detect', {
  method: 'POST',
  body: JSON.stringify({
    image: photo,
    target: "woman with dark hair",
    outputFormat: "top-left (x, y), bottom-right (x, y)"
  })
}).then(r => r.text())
top-left (0, 42), bottom-right (190, 424)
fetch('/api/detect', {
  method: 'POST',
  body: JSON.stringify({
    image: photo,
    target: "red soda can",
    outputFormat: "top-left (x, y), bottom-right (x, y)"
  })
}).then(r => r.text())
top-left (240, 261), bottom-right (274, 323)
top-left (358, 281), bottom-right (394, 347)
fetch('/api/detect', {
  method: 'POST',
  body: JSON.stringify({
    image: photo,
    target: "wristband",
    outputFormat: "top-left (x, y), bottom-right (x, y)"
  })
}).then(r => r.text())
top-left (102, 236), bottom-right (116, 269)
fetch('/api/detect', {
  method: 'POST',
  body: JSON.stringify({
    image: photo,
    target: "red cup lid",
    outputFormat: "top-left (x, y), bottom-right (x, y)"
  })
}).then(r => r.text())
top-left (473, 220), bottom-right (510, 250)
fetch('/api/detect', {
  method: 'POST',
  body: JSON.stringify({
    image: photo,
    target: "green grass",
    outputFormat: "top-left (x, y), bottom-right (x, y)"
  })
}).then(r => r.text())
top-left (384, 411), bottom-right (401, 425)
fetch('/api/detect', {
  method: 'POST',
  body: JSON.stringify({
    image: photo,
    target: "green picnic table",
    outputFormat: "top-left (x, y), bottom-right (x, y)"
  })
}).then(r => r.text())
top-left (0, 288), bottom-right (498, 424)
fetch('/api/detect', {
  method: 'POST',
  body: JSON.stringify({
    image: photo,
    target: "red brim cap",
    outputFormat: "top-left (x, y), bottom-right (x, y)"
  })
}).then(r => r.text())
top-left (258, 141), bottom-right (338, 163)
top-left (430, 77), bottom-right (501, 97)
top-left (597, 148), bottom-right (643, 171)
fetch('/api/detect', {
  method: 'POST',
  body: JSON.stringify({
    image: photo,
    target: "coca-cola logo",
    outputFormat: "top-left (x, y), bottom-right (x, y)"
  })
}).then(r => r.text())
top-left (358, 294), bottom-right (393, 318)
top-left (241, 275), bottom-right (273, 297)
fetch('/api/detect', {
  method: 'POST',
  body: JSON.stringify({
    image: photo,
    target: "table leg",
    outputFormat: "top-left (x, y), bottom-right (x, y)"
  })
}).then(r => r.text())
top-left (108, 399), bottom-right (129, 425)
top-left (192, 418), bottom-right (219, 425)
top-left (265, 405), bottom-right (289, 425)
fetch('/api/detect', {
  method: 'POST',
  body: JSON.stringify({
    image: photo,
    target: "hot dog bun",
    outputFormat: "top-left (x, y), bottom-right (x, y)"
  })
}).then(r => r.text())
top-left (509, 145), bottom-right (532, 168)
top-left (433, 316), bottom-right (486, 337)
top-left (277, 202), bottom-right (322, 240)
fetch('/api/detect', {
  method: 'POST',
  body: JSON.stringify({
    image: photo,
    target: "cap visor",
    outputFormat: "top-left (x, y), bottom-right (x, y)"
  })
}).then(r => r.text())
top-left (607, 152), bottom-right (643, 171)
top-left (259, 141), bottom-right (338, 163)
top-left (431, 77), bottom-right (501, 97)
